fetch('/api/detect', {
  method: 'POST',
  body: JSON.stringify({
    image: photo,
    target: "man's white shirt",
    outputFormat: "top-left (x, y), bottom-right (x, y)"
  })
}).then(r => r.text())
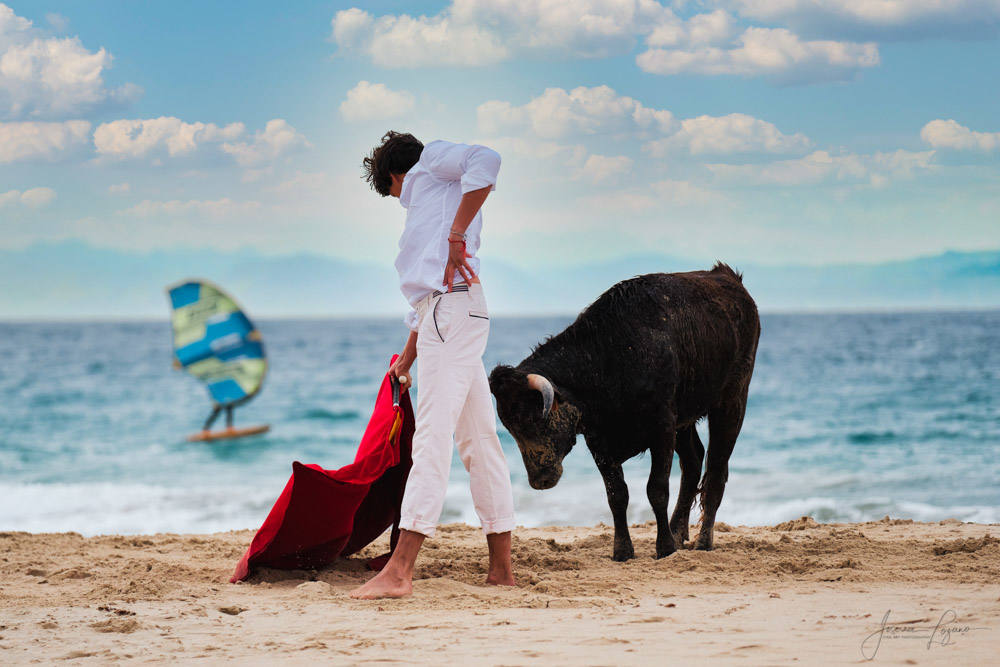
top-left (395, 140), bottom-right (501, 331)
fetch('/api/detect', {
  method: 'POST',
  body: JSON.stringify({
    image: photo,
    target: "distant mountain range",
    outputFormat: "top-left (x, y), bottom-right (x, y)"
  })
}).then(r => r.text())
top-left (1, 242), bottom-right (998, 319)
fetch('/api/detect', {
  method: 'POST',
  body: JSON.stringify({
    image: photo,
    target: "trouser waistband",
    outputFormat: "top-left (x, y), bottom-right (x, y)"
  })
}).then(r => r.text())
top-left (415, 283), bottom-right (475, 317)
top-left (431, 283), bottom-right (469, 298)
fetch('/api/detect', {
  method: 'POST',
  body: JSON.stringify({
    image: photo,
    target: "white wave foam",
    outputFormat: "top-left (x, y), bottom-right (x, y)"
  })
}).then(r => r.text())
top-left (0, 482), bottom-right (277, 536)
top-left (1, 478), bottom-right (996, 537)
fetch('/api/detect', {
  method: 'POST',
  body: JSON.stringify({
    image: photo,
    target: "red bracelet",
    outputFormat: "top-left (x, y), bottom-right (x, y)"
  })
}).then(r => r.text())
top-left (448, 239), bottom-right (466, 245)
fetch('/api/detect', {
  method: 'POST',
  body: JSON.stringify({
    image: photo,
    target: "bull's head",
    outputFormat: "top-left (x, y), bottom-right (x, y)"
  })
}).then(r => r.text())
top-left (488, 365), bottom-right (581, 490)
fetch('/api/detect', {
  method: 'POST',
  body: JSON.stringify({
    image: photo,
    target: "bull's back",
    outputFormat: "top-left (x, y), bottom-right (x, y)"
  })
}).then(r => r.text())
top-left (654, 266), bottom-right (758, 409)
top-left (585, 264), bottom-right (759, 414)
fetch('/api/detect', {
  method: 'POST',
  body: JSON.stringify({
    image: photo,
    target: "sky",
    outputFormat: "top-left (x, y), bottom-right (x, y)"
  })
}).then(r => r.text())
top-left (1, 0), bottom-right (999, 272)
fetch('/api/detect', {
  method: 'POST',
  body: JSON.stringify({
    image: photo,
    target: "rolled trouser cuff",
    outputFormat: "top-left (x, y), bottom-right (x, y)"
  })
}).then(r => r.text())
top-left (480, 515), bottom-right (516, 535)
top-left (399, 516), bottom-right (439, 538)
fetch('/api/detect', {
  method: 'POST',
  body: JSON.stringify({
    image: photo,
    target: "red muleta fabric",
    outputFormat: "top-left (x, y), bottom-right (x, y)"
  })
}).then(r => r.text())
top-left (230, 357), bottom-right (414, 583)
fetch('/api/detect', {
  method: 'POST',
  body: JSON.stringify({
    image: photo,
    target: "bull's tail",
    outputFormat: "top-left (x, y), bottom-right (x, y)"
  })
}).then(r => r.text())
top-left (695, 478), bottom-right (707, 525)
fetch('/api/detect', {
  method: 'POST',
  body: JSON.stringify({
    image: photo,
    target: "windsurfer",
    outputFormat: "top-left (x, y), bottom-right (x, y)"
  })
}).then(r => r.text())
top-left (200, 404), bottom-right (234, 432)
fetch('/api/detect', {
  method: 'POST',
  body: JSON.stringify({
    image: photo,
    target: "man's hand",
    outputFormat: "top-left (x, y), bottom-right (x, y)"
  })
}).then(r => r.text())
top-left (389, 354), bottom-right (413, 392)
top-left (444, 242), bottom-right (476, 291)
top-left (390, 331), bottom-right (418, 392)
top-left (443, 185), bottom-right (491, 291)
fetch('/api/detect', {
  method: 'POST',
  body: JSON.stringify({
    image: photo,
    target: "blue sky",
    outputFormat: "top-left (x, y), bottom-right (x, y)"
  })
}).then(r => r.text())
top-left (1, 0), bottom-right (999, 270)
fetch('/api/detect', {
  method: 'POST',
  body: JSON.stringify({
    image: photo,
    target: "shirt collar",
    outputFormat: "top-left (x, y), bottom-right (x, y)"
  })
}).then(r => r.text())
top-left (398, 163), bottom-right (419, 209)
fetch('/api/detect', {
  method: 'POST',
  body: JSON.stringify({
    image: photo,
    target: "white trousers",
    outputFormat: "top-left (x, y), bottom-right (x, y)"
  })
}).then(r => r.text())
top-left (399, 283), bottom-right (516, 537)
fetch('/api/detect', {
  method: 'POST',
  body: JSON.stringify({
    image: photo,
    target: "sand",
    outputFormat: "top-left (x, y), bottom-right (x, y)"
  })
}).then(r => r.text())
top-left (1, 518), bottom-right (998, 664)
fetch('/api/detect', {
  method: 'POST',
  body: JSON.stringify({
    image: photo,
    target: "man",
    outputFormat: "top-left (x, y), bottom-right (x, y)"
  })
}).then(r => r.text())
top-left (350, 131), bottom-right (516, 599)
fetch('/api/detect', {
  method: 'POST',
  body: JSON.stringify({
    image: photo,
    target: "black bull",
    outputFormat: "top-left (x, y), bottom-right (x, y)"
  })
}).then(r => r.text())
top-left (489, 264), bottom-right (760, 560)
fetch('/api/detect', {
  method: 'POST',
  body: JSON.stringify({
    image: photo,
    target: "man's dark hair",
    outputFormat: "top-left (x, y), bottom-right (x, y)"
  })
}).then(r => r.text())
top-left (363, 131), bottom-right (424, 197)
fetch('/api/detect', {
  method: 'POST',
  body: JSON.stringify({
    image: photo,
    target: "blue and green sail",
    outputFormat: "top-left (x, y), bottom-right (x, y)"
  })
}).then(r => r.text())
top-left (167, 280), bottom-right (267, 406)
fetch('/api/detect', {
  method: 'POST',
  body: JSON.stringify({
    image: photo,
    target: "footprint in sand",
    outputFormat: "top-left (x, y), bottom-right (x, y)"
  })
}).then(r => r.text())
top-left (218, 605), bottom-right (248, 615)
top-left (91, 618), bottom-right (140, 633)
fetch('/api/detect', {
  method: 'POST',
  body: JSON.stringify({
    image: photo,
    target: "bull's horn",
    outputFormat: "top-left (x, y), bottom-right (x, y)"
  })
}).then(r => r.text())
top-left (526, 373), bottom-right (555, 418)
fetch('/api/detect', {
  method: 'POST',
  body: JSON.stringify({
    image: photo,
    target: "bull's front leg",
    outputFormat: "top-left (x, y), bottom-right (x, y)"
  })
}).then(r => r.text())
top-left (597, 462), bottom-right (633, 561)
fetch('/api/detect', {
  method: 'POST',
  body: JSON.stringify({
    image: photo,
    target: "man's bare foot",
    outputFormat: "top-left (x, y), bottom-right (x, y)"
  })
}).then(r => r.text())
top-left (349, 569), bottom-right (413, 599)
top-left (485, 570), bottom-right (516, 586)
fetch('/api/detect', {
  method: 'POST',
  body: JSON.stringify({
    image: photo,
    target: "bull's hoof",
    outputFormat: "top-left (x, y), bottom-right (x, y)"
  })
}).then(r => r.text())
top-left (656, 534), bottom-right (678, 559)
top-left (612, 545), bottom-right (635, 562)
top-left (669, 520), bottom-right (689, 543)
top-left (694, 535), bottom-right (714, 551)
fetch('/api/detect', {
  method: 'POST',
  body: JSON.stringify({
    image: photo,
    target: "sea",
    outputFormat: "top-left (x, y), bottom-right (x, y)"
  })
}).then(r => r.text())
top-left (1, 312), bottom-right (998, 536)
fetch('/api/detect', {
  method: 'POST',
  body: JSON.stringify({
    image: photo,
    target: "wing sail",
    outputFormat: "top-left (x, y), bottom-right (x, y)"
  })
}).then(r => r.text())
top-left (167, 280), bottom-right (267, 406)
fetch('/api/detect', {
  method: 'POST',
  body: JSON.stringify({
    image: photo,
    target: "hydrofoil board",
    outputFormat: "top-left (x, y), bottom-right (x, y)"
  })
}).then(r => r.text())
top-left (187, 425), bottom-right (270, 442)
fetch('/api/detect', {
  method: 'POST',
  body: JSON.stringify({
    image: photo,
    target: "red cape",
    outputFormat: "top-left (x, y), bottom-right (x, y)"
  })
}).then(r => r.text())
top-left (230, 359), bottom-right (414, 582)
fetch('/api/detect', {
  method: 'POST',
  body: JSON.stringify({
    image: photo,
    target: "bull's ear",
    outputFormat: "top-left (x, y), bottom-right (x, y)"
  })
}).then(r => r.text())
top-left (488, 364), bottom-right (520, 395)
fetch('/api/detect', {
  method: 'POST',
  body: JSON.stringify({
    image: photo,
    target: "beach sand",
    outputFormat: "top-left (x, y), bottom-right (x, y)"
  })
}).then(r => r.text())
top-left (1, 519), bottom-right (998, 664)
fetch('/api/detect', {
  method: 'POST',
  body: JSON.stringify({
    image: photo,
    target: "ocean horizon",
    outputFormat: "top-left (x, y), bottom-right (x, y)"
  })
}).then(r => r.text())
top-left (1, 310), bottom-right (997, 536)
top-left (4, 303), bottom-right (1000, 324)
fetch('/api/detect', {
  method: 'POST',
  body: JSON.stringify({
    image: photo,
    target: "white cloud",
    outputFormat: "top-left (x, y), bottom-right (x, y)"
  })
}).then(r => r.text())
top-left (648, 9), bottom-right (738, 47)
top-left (331, 8), bottom-right (508, 67)
top-left (0, 119), bottom-right (89, 162)
top-left (479, 86), bottom-right (807, 157)
top-left (93, 117), bottom-right (245, 160)
top-left (577, 154), bottom-right (633, 183)
top-left (331, 8), bottom-right (374, 50)
top-left (723, 0), bottom-right (1000, 40)
top-left (221, 119), bottom-right (309, 167)
top-left (0, 3), bottom-right (140, 118)
top-left (450, 0), bottom-right (674, 55)
top-left (339, 81), bottom-right (415, 122)
top-left (92, 117), bottom-right (306, 169)
top-left (108, 182), bottom-right (129, 194)
top-left (637, 26), bottom-right (879, 83)
top-left (330, 1), bottom-right (675, 67)
top-left (478, 85), bottom-right (675, 139)
top-left (20, 185), bottom-right (56, 206)
top-left (0, 3), bottom-right (30, 38)
top-left (920, 119), bottom-right (1000, 152)
top-left (331, 2), bottom-right (879, 83)
top-left (93, 119), bottom-right (234, 160)
top-left (707, 149), bottom-right (935, 186)
top-left (121, 198), bottom-right (261, 218)
top-left (645, 113), bottom-right (810, 155)
top-left (0, 186), bottom-right (55, 208)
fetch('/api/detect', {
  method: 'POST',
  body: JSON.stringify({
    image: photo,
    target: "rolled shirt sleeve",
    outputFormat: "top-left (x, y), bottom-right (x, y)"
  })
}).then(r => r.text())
top-left (422, 141), bottom-right (501, 194)
top-left (404, 307), bottom-right (420, 332)
top-left (460, 145), bottom-right (501, 194)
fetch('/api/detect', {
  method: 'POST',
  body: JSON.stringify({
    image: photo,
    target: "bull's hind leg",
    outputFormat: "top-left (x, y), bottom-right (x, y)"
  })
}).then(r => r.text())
top-left (647, 427), bottom-right (678, 558)
top-left (695, 388), bottom-right (748, 551)
top-left (669, 426), bottom-right (705, 545)
top-left (596, 462), bottom-right (634, 561)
